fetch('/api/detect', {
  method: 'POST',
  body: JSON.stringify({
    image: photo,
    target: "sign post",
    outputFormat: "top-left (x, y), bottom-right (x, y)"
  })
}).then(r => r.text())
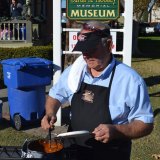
top-left (53, 0), bottom-right (62, 126)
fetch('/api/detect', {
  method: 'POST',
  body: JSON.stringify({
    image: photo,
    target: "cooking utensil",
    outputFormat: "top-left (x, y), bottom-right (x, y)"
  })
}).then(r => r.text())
top-left (54, 130), bottom-right (92, 138)
top-left (48, 128), bottom-right (52, 148)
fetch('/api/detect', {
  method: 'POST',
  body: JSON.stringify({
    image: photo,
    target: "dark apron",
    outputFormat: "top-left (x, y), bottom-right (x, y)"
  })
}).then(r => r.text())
top-left (69, 64), bottom-right (131, 160)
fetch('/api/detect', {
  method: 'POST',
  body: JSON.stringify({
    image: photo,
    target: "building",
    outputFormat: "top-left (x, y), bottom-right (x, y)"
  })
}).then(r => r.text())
top-left (0, 0), bottom-right (53, 48)
top-left (149, 5), bottom-right (160, 22)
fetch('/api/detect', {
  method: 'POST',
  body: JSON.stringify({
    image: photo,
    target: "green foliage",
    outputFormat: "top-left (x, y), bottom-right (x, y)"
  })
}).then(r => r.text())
top-left (133, 0), bottom-right (150, 21)
top-left (134, 0), bottom-right (150, 13)
top-left (0, 45), bottom-right (53, 60)
top-left (0, 45), bottom-right (53, 89)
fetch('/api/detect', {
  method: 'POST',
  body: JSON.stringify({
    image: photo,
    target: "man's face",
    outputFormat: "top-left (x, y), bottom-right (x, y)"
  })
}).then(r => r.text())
top-left (77, 30), bottom-right (109, 71)
top-left (83, 44), bottom-right (109, 71)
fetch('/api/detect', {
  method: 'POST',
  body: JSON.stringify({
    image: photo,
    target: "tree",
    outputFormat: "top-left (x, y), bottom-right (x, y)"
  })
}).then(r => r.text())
top-left (155, 0), bottom-right (160, 7)
top-left (120, 0), bottom-right (152, 55)
top-left (133, 0), bottom-right (150, 21)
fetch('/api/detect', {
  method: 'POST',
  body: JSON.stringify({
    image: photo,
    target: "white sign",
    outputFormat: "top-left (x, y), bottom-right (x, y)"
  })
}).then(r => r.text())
top-left (69, 31), bottom-right (117, 54)
top-left (111, 31), bottom-right (117, 54)
top-left (69, 31), bottom-right (78, 51)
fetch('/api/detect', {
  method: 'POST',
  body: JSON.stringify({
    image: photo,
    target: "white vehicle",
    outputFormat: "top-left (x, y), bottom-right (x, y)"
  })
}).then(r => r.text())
top-left (145, 26), bottom-right (155, 34)
top-left (139, 22), bottom-right (155, 35)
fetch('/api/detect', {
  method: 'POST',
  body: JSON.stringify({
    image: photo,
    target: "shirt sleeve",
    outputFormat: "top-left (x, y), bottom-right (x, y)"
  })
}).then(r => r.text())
top-left (49, 66), bottom-right (72, 104)
top-left (127, 78), bottom-right (154, 123)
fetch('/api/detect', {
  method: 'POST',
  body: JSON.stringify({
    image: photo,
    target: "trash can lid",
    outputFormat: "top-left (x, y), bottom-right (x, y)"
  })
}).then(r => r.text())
top-left (1, 57), bottom-right (53, 68)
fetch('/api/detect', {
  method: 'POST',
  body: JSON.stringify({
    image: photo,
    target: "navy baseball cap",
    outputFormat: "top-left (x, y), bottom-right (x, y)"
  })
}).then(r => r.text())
top-left (72, 27), bottom-right (110, 54)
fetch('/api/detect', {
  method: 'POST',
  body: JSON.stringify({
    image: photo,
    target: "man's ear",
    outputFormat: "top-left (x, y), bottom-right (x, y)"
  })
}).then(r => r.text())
top-left (106, 39), bottom-right (113, 53)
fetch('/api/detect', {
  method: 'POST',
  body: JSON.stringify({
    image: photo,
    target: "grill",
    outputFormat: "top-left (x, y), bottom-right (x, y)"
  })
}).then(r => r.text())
top-left (0, 146), bottom-right (78, 160)
top-left (0, 146), bottom-right (22, 160)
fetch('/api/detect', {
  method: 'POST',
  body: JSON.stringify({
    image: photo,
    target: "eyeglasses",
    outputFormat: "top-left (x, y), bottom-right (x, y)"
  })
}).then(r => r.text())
top-left (82, 23), bottom-right (101, 32)
top-left (82, 23), bottom-right (110, 38)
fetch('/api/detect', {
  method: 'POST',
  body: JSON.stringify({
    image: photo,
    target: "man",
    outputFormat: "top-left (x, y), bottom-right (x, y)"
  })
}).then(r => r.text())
top-left (41, 21), bottom-right (154, 160)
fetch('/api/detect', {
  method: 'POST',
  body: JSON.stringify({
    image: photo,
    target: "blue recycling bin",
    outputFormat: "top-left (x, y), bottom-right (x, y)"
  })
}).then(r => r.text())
top-left (1, 57), bottom-right (53, 130)
top-left (0, 100), bottom-right (2, 121)
top-left (2, 57), bottom-right (53, 88)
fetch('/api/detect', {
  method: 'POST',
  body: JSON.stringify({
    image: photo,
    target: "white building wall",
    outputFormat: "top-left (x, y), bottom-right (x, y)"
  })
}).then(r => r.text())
top-left (150, 6), bottom-right (160, 22)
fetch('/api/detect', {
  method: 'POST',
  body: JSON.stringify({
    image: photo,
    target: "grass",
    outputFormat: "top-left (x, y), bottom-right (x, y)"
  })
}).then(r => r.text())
top-left (0, 36), bottom-right (160, 160)
top-left (131, 58), bottom-right (160, 160)
top-left (0, 119), bottom-right (42, 146)
top-left (130, 36), bottom-right (160, 160)
top-left (138, 36), bottom-right (160, 55)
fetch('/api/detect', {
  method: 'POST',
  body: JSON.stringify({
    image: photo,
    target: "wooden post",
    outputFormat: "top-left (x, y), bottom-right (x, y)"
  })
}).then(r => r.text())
top-left (123, 0), bottom-right (133, 66)
top-left (53, 0), bottom-right (62, 126)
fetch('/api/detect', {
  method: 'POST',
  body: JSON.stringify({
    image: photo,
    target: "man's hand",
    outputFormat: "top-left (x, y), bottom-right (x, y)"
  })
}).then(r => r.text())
top-left (41, 96), bottom-right (61, 130)
top-left (41, 114), bottom-right (57, 130)
top-left (92, 121), bottom-right (153, 143)
top-left (92, 124), bottom-right (116, 143)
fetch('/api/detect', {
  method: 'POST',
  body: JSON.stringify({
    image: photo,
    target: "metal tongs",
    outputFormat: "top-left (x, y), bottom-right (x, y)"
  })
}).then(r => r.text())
top-left (49, 128), bottom-right (52, 148)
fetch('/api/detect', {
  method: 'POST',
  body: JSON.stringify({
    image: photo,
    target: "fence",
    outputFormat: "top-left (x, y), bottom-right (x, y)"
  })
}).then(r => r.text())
top-left (0, 19), bottom-right (32, 43)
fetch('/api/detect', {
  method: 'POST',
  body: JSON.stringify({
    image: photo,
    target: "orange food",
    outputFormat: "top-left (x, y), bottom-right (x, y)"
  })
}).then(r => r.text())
top-left (39, 139), bottom-right (63, 153)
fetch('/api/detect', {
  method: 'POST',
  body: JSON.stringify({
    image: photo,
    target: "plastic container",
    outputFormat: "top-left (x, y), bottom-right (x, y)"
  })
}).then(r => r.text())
top-left (0, 100), bottom-right (3, 120)
top-left (8, 86), bottom-right (46, 130)
top-left (1, 57), bottom-right (53, 89)
top-left (1, 57), bottom-right (54, 130)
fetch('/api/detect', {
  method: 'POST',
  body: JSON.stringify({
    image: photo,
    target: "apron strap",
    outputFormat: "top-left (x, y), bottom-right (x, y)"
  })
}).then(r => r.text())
top-left (107, 61), bottom-right (116, 104)
top-left (108, 61), bottom-right (116, 91)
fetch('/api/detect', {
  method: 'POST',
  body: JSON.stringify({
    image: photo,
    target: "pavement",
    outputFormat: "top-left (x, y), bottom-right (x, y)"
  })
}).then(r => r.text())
top-left (0, 83), bottom-right (70, 138)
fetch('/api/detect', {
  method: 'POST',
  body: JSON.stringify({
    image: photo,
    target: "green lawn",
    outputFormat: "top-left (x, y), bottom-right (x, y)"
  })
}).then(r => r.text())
top-left (130, 36), bottom-right (160, 160)
top-left (0, 37), bottom-right (160, 159)
top-left (139, 36), bottom-right (160, 40)
top-left (131, 57), bottom-right (160, 160)
top-left (138, 36), bottom-right (160, 55)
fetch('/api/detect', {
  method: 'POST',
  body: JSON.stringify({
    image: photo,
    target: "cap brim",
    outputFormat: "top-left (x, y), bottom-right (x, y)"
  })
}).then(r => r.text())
top-left (72, 33), bottom-right (101, 54)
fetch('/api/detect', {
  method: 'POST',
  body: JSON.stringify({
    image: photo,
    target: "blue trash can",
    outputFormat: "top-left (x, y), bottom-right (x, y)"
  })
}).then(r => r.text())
top-left (0, 100), bottom-right (3, 121)
top-left (1, 57), bottom-right (53, 130)
top-left (2, 57), bottom-right (53, 88)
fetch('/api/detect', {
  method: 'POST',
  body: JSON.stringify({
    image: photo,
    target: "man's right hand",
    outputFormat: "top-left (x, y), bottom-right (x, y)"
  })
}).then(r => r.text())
top-left (41, 114), bottom-right (57, 130)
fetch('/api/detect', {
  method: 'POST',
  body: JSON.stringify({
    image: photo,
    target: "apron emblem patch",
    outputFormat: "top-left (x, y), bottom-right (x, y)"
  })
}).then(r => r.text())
top-left (82, 90), bottom-right (94, 103)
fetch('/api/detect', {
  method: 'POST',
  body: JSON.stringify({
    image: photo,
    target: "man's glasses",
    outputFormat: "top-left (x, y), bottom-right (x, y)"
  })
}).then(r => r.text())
top-left (82, 23), bottom-right (101, 32)
top-left (82, 23), bottom-right (110, 38)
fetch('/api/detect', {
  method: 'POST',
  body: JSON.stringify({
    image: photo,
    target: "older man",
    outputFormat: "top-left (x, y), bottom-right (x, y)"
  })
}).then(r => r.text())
top-left (41, 21), bottom-right (154, 160)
